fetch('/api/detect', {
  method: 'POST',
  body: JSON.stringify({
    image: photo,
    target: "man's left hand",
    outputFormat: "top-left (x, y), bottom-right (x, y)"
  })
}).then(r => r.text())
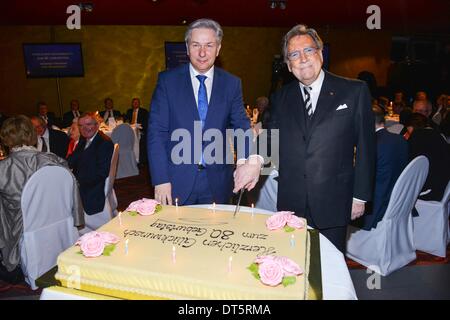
top-left (233, 159), bottom-right (261, 193)
top-left (351, 200), bottom-right (365, 220)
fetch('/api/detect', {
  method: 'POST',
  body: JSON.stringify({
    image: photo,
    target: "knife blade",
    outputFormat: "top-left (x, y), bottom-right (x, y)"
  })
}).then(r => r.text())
top-left (233, 188), bottom-right (244, 218)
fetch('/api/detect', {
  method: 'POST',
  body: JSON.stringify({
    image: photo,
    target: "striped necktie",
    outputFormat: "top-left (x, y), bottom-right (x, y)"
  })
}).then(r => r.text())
top-left (41, 137), bottom-right (48, 152)
top-left (303, 86), bottom-right (313, 118)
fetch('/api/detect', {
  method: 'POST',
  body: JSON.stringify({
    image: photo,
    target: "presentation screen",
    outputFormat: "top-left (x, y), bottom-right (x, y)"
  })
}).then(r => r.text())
top-left (23, 43), bottom-right (84, 78)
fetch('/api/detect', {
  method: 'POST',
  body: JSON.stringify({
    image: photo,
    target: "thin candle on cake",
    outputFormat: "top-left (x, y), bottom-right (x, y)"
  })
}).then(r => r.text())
top-left (125, 239), bottom-right (129, 255)
top-left (228, 256), bottom-right (233, 273)
top-left (290, 234), bottom-right (295, 247)
top-left (212, 202), bottom-right (216, 214)
top-left (172, 245), bottom-right (176, 264)
top-left (118, 211), bottom-right (123, 227)
top-left (251, 203), bottom-right (254, 218)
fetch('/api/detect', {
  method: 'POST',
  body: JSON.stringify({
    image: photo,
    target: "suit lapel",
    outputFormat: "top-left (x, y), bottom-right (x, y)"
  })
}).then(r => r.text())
top-left (179, 65), bottom-right (200, 122)
top-left (286, 82), bottom-right (307, 137)
top-left (307, 72), bottom-right (337, 139)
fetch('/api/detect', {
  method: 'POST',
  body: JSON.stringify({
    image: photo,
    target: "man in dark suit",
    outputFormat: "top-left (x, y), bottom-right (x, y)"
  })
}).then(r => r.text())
top-left (68, 112), bottom-right (114, 214)
top-left (62, 99), bottom-right (82, 128)
top-left (149, 18), bottom-right (258, 206)
top-left (354, 106), bottom-right (408, 230)
top-left (238, 25), bottom-right (375, 252)
top-left (125, 97), bottom-right (149, 164)
top-left (99, 98), bottom-right (122, 124)
top-left (37, 101), bottom-right (58, 128)
top-left (30, 116), bottom-right (69, 159)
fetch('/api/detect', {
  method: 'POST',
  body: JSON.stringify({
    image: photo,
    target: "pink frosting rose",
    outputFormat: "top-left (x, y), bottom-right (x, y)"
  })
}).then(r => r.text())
top-left (266, 213), bottom-right (288, 230)
top-left (126, 198), bottom-right (160, 216)
top-left (254, 255), bottom-right (276, 264)
top-left (258, 260), bottom-right (284, 286)
top-left (98, 231), bottom-right (120, 244)
top-left (76, 231), bottom-right (101, 245)
top-left (274, 256), bottom-right (303, 276)
top-left (80, 235), bottom-right (106, 258)
top-left (286, 215), bottom-right (305, 229)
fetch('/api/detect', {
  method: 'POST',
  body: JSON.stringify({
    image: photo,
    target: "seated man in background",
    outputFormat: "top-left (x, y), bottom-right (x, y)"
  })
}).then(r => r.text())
top-left (30, 116), bottom-right (69, 159)
top-left (125, 97), bottom-right (149, 165)
top-left (36, 101), bottom-right (58, 128)
top-left (68, 112), bottom-right (114, 215)
top-left (353, 106), bottom-right (409, 230)
top-left (100, 97), bottom-right (122, 125)
top-left (62, 99), bottom-right (82, 128)
top-left (0, 115), bottom-right (84, 284)
top-left (408, 113), bottom-right (450, 201)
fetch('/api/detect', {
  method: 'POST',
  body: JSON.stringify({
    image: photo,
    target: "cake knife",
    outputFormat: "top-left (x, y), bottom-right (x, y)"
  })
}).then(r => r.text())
top-left (233, 188), bottom-right (244, 218)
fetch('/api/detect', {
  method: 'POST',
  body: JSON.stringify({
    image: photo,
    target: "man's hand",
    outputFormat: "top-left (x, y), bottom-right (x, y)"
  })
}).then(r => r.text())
top-left (351, 200), bottom-right (365, 220)
top-left (233, 157), bottom-right (261, 193)
top-left (155, 182), bottom-right (172, 205)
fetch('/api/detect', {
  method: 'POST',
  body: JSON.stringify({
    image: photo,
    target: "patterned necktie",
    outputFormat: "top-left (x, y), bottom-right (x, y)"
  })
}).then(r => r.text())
top-left (303, 86), bottom-right (313, 118)
top-left (196, 75), bottom-right (208, 165)
top-left (132, 109), bottom-right (138, 125)
top-left (41, 137), bottom-right (47, 152)
top-left (196, 75), bottom-right (208, 127)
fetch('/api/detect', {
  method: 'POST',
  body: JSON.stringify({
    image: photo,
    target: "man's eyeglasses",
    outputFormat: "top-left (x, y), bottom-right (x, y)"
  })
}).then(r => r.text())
top-left (287, 47), bottom-right (319, 61)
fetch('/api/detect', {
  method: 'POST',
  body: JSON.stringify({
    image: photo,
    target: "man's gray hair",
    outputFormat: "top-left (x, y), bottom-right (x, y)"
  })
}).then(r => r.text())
top-left (185, 18), bottom-right (223, 45)
top-left (282, 24), bottom-right (323, 63)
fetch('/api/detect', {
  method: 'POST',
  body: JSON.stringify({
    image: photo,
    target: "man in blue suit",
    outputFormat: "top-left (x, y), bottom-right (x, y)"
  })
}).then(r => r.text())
top-left (355, 106), bottom-right (409, 230)
top-left (148, 18), bottom-right (260, 205)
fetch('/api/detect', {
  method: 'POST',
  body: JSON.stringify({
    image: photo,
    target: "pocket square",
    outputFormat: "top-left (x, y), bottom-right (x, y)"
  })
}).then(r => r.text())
top-left (336, 104), bottom-right (348, 110)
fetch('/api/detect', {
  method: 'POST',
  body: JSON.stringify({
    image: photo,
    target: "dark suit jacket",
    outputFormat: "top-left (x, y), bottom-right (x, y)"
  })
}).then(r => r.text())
top-left (268, 71), bottom-right (376, 228)
top-left (48, 128), bottom-right (70, 159)
top-left (356, 128), bottom-right (408, 230)
top-left (148, 64), bottom-right (250, 204)
top-left (39, 112), bottom-right (57, 128)
top-left (408, 128), bottom-right (450, 201)
top-left (68, 131), bottom-right (114, 214)
top-left (125, 107), bottom-right (149, 132)
top-left (62, 110), bottom-right (83, 128)
top-left (100, 110), bottom-right (122, 120)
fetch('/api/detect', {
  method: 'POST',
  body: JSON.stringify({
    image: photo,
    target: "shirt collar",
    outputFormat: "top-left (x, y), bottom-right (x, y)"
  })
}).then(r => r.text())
top-left (87, 131), bottom-right (98, 144)
top-left (299, 69), bottom-right (325, 92)
top-left (189, 63), bottom-right (215, 82)
top-left (42, 128), bottom-right (49, 139)
top-left (376, 127), bottom-right (385, 132)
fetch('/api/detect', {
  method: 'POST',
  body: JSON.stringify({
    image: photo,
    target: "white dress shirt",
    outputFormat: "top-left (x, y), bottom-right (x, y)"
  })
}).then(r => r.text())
top-left (189, 64), bottom-right (214, 106)
top-left (299, 69), bottom-right (325, 115)
top-left (85, 132), bottom-right (98, 150)
top-left (37, 128), bottom-right (50, 152)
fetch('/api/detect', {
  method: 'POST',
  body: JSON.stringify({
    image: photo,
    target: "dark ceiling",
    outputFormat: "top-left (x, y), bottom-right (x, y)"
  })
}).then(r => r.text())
top-left (2, 0), bottom-right (450, 33)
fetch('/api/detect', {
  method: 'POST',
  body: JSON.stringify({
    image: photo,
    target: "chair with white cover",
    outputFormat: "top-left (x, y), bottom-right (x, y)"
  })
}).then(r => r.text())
top-left (111, 123), bottom-right (139, 179)
top-left (20, 166), bottom-right (79, 289)
top-left (386, 123), bottom-right (404, 135)
top-left (252, 169), bottom-right (279, 213)
top-left (346, 156), bottom-right (429, 276)
top-left (81, 143), bottom-right (119, 234)
top-left (413, 181), bottom-right (450, 257)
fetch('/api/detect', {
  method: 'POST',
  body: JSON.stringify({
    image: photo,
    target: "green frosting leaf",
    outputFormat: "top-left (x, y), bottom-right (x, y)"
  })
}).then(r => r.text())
top-left (128, 211), bottom-right (138, 216)
top-left (155, 204), bottom-right (163, 214)
top-left (102, 244), bottom-right (116, 256)
top-left (284, 225), bottom-right (295, 232)
top-left (247, 263), bottom-right (260, 280)
top-left (282, 276), bottom-right (297, 287)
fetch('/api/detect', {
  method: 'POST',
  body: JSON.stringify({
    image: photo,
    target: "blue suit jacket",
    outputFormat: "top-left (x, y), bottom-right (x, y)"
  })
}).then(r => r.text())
top-left (68, 131), bottom-right (114, 214)
top-left (148, 64), bottom-right (250, 204)
top-left (358, 128), bottom-right (409, 230)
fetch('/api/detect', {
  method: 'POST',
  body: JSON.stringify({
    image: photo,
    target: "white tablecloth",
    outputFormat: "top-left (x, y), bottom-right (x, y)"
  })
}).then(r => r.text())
top-left (40, 204), bottom-right (357, 300)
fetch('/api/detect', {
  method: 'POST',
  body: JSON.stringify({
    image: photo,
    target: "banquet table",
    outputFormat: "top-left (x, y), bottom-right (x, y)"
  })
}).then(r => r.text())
top-left (40, 204), bottom-right (357, 300)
